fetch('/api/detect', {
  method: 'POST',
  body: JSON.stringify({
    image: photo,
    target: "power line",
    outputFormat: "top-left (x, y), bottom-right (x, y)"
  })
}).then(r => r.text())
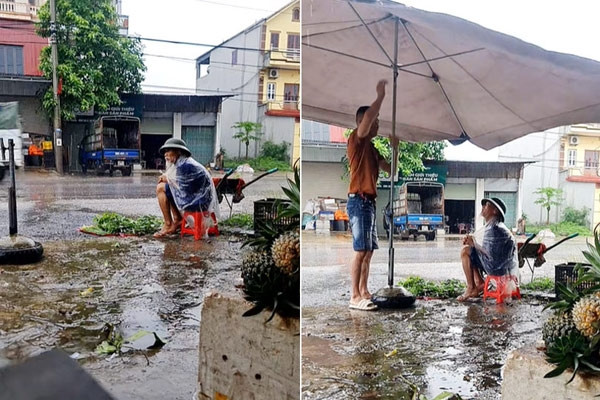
top-left (3, 22), bottom-right (301, 55)
top-left (136, 36), bottom-right (268, 52)
top-left (189, 0), bottom-right (276, 13)
top-left (141, 83), bottom-right (297, 99)
top-left (143, 53), bottom-right (269, 69)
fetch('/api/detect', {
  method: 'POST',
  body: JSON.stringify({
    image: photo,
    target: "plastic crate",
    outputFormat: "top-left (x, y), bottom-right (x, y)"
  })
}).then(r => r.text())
top-left (253, 199), bottom-right (299, 232)
top-left (555, 263), bottom-right (594, 297)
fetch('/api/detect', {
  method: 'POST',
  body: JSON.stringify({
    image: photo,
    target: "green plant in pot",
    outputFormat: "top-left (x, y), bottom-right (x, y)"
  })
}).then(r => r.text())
top-left (241, 163), bottom-right (300, 322)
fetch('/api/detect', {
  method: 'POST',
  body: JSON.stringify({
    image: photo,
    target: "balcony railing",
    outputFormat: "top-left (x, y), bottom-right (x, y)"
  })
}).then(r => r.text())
top-left (118, 15), bottom-right (128, 36)
top-left (263, 48), bottom-right (300, 67)
top-left (261, 100), bottom-right (300, 114)
top-left (0, 1), bottom-right (39, 16)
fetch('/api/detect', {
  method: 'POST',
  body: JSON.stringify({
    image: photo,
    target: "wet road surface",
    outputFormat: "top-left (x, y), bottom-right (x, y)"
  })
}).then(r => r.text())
top-left (301, 230), bottom-right (589, 399)
top-left (0, 169), bottom-right (290, 400)
top-left (0, 169), bottom-right (287, 241)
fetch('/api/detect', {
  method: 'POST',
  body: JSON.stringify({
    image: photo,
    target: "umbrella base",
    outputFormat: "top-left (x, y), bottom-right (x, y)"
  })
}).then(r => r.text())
top-left (372, 286), bottom-right (416, 309)
top-left (0, 235), bottom-right (44, 264)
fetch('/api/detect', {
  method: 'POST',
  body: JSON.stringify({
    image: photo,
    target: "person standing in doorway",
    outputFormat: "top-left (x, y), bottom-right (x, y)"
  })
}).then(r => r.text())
top-left (347, 79), bottom-right (398, 311)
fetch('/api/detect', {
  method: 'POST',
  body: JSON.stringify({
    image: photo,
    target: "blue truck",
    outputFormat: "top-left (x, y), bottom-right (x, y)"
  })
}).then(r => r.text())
top-left (79, 116), bottom-right (141, 176)
top-left (384, 181), bottom-right (445, 241)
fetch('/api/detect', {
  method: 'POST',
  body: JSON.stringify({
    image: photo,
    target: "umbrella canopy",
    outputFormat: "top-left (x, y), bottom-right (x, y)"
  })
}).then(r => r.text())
top-left (302, 0), bottom-right (600, 149)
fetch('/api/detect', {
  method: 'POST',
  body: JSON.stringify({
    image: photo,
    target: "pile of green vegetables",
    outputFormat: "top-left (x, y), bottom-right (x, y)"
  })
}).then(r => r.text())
top-left (81, 212), bottom-right (162, 236)
top-left (398, 276), bottom-right (465, 298)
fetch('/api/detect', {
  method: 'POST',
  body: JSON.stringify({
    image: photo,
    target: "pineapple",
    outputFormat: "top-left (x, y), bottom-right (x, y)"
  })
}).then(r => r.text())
top-left (241, 250), bottom-right (273, 282)
top-left (240, 163), bottom-right (300, 321)
top-left (572, 295), bottom-right (600, 338)
top-left (271, 231), bottom-right (299, 275)
top-left (542, 311), bottom-right (576, 347)
top-left (241, 250), bottom-right (282, 299)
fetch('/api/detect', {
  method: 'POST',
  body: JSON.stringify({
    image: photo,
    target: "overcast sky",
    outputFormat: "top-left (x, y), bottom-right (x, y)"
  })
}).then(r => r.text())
top-left (121, 0), bottom-right (291, 93)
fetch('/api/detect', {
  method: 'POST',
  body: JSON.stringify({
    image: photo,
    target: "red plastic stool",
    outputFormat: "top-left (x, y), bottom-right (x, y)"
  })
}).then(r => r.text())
top-left (483, 275), bottom-right (521, 304)
top-left (180, 211), bottom-right (219, 240)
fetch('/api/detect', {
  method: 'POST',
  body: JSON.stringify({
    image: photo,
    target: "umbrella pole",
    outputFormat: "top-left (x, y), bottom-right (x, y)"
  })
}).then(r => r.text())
top-left (372, 17), bottom-right (415, 309)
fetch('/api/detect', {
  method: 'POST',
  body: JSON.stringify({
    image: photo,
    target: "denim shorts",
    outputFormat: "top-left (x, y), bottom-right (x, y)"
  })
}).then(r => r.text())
top-left (347, 195), bottom-right (378, 251)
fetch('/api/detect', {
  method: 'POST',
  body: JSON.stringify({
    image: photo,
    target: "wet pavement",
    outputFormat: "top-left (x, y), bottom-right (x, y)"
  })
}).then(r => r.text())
top-left (301, 231), bottom-right (590, 399)
top-left (0, 169), bottom-right (286, 241)
top-left (0, 169), bottom-right (290, 400)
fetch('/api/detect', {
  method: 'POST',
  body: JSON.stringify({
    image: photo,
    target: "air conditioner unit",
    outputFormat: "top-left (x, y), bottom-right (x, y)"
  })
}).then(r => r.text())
top-left (268, 69), bottom-right (279, 79)
top-left (569, 135), bottom-right (579, 145)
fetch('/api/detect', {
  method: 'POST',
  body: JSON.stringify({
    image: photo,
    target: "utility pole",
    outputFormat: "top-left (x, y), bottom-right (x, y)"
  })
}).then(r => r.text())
top-left (50, 0), bottom-right (63, 175)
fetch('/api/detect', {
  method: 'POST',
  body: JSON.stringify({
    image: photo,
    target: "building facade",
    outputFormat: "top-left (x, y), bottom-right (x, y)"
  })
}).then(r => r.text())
top-left (558, 124), bottom-right (600, 229)
top-left (196, 1), bottom-right (300, 165)
top-left (0, 0), bottom-right (51, 138)
top-left (64, 94), bottom-right (227, 173)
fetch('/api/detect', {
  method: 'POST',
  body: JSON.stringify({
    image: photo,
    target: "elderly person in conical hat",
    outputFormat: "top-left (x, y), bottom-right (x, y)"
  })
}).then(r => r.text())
top-left (457, 197), bottom-right (518, 301)
top-left (154, 138), bottom-right (219, 238)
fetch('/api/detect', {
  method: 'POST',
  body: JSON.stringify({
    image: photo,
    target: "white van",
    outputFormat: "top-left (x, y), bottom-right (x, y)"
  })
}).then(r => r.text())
top-left (0, 102), bottom-right (23, 168)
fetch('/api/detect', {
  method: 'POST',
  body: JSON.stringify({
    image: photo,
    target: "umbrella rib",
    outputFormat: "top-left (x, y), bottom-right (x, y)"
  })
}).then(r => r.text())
top-left (347, 1), bottom-right (394, 66)
top-left (303, 42), bottom-right (432, 78)
top-left (399, 48), bottom-right (485, 69)
top-left (408, 25), bottom-right (532, 129)
top-left (302, 16), bottom-right (393, 39)
top-left (400, 19), bottom-right (469, 137)
top-left (477, 100), bottom-right (600, 141)
top-left (302, 43), bottom-right (391, 69)
top-left (304, 104), bottom-right (459, 139)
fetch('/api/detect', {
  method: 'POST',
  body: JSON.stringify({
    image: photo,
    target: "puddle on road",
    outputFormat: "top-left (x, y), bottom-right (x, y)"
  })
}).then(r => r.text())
top-left (302, 299), bottom-right (548, 399)
top-left (0, 235), bottom-right (244, 398)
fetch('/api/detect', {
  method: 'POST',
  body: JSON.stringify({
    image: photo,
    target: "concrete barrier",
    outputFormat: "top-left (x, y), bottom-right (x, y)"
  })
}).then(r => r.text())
top-left (197, 292), bottom-right (300, 400)
top-left (502, 345), bottom-right (600, 399)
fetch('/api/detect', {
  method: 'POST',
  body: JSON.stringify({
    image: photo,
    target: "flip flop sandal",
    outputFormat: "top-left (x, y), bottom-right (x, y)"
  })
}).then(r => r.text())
top-left (153, 231), bottom-right (170, 239)
top-left (349, 299), bottom-right (378, 311)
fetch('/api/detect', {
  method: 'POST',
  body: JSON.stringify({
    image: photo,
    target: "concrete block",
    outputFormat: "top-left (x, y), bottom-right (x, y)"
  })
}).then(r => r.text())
top-left (197, 292), bottom-right (300, 400)
top-left (502, 345), bottom-right (600, 399)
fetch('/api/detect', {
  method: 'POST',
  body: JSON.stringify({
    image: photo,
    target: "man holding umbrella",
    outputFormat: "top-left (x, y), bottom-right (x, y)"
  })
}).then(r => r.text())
top-left (347, 79), bottom-right (399, 311)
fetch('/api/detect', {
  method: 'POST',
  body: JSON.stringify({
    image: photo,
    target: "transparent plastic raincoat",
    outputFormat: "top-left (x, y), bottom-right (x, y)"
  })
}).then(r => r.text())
top-left (471, 217), bottom-right (518, 277)
top-left (165, 156), bottom-right (220, 221)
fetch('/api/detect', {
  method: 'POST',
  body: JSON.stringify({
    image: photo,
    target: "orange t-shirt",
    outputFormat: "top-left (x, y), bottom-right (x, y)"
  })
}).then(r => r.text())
top-left (347, 129), bottom-right (381, 198)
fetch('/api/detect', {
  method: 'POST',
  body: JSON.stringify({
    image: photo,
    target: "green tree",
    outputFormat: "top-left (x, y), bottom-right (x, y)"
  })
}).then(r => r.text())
top-left (233, 121), bottom-right (262, 159)
top-left (341, 129), bottom-right (446, 180)
top-left (535, 187), bottom-right (564, 225)
top-left (36, 0), bottom-right (146, 120)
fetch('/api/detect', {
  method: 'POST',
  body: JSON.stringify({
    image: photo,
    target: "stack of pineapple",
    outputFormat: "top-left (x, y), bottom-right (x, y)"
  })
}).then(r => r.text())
top-left (542, 234), bottom-right (600, 381)
top-left (240, 166), bottom-right (300, 321)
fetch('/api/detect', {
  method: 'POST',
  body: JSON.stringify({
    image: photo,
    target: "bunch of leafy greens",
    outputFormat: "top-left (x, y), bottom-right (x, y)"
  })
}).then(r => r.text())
top-left (398, 276), bottom-right (465, 298)
top-left (521, 277), bottom-right (554, 292)
top-left (82, 213), bottom-right (162, 235)
top-left (220, 213), bottom-right (254, 229)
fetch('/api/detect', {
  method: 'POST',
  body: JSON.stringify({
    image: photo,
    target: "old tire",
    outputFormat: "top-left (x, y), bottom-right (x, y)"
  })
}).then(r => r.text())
top-left (426, 231), bottom-right (436, 241)
top-left (0, 239), bottom-right (44, 264)
top-left (122, 166), bottom-right (132, 177)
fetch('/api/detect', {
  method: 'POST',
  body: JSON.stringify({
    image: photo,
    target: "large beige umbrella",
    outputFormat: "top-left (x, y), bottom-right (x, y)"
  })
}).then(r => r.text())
top-left (302, 0), bottom-right (600, 149)
top-left (302, 0), bottom-right (600, 305)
